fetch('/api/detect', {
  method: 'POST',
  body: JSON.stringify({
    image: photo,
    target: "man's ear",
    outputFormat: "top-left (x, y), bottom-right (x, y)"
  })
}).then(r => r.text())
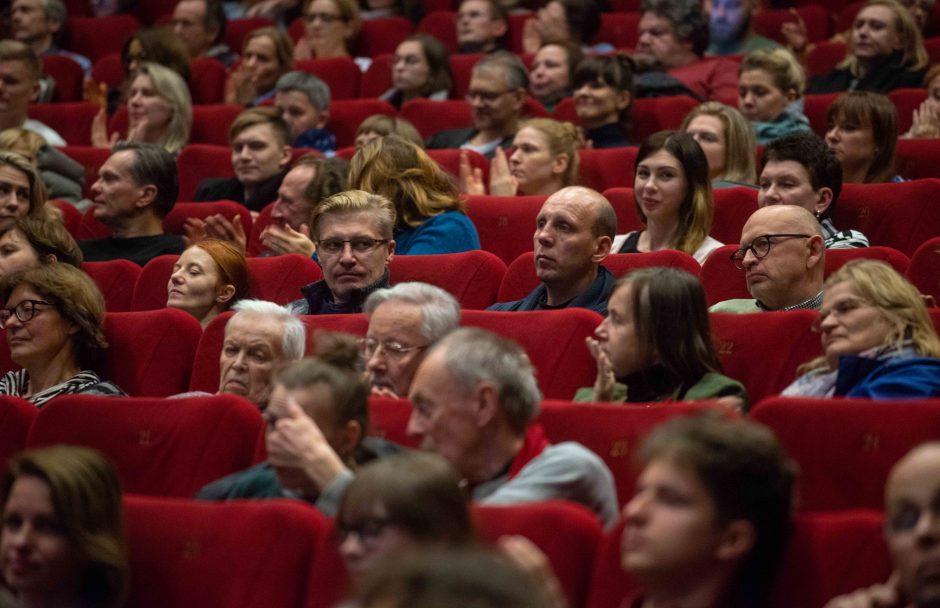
top-left (385, 239), bottom-right (395, 263)
top-left (474, 382), bottom-right (501, 428)
top-left (814, 187), bottom-right (833, 216)
top-left (491, 18), bottom-right (508, 38)
top-left (315, 108), bottom-right (330, 129)
top-left (29, 79), bottom-right (40, 103)
top-left (806, 234), bottom-right (825, 269)
top-left (715, 519), bottom-right (756, 562)
top-left (336, 420), bottom-right (364, 457)
top-left (278, 145), bottom-right (292, 169)
top-left (591, 235), bottom-right (613, 264)
top-left (136, 184), bottom-right (158, 208)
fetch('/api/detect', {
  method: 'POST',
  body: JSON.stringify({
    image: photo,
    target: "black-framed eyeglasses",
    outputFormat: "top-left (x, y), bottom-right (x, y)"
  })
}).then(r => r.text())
top-left (357, 337), bottom-right (428, 359)
top-left (0, 300), bottom-right (53, 328)
top-left (335, 518), bottom-right (394, 546)
top-left (303, 11), bottom-right (343, 22)
top-left (465, 89), bottom-right (512, 103)
top-left (730, 234), bottom-right (812, 270)
top-left (315, 238), bottom-right (388, 256)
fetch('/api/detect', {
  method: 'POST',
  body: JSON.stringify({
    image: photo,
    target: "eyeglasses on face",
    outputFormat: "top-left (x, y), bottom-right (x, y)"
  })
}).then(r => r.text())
top-left (0, 299), bottom-right (53, 328)
top-left (730, 233), bottom-right (811, 270)
top-left (315, 237), bottom-right (388, 256)
top-left (465, 89), bottom-right (512, 103)
top-left (357, 337), bottom-right (427, 359)
top-left (335, 517), bottom-right (394, 546)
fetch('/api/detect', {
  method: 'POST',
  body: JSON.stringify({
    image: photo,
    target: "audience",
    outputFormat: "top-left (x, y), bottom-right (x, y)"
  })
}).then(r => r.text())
top-left (381, 34), bottom-right (452, 110)
top-left (225, 27), bottom-right (293, 106)
top-left (783, 260), bottom-right (940, 398)
top-left (167, 239), bottom-right (249, 328)
top-left (573, 54), bottom-right (636, 149)
top-left (680, 102), bottom-right (757, 186)
top-left (705, 0), bottom-right (780, 56)
top-left (354, 115), bottom-right (423, 149)
top-left (274, 71), bottom-right (336, 153)
top-left (738, 48), bottom-right (812, 144)
top-left (488, 186), bottom-right (616, 315)
top-left (759, 132), bottom-right (870, 249)
top-left (293, 0), bottom-right (361, 62)
top-left (0, 446), bottom-right (128, 608)
top-left (455, 0), bottom-right (508, 54)
top-left (407, 326), bottom-right (619, 525)
top-left (0, 128), bottom-right (85, 207)
top-left (363, 282), bottom-right (460, 398)
top-left (579, 267), bottom-right (747, 408)
top-left (825, 91), bottom-right (901, 184)
top-left (81, 142), bottom-right (185, 266)
top-left (9, 0), bottom-right (91, 74)
top-left (171, 0), bottom-right (237, 67)
top-left (711, 205), bottom-right (826, 312)
top-left (0, 217), bottom-right (82, 282)
top-left (121, 27), bottom-right (192, 85)
top-left (615, 130), bottom-right (723, 264)
top-left (0, 41), bottom-right (64, 146)
top-left (522, 0), bottom-right (604, 54)
top-left (349, 135), bottom-right (480, 255)
top-left (0, 151), bottom-right (48, 221)
top-left (905, 62), bottom-right (940, 138)
top-left (529, 40), bottom-right (583, 112)
top-left (0, 264), bottom-right (125, 405)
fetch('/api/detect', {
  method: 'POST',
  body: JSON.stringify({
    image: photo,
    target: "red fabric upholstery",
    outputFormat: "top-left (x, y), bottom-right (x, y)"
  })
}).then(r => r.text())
top-left (932, 308), bottom-right (940, 333)
top-left (306, 519), bottom-right (351, 608)
top-left (600, 188), bottom-right (643, 234)
top-left (417, 10), bottom-right (458, 53)
top-left (426, 148), bottom-right (489, 182)
top-left (176, 144), bottom-right (234, 201)
top-left (49, 199), bottom-right (83, 237)
top-left (224, 17), bottom-right (276, 52)
top-left (41, 55), bottom-right (84, 102)
top-left (834, 179), bottom-right (940, 256)
top-left (907, 236), bottom-right (940, 301)
top-left (327, 99), bottom-right (397, 148)
top-left (133, 0), bottom-right (177, 24)
top-left (710, 310), bottom-right (822, 405)
top-left (824, 246), bottom-right (910, 275)
top-left (586, 517), bottom-right (642, 608)
top-left (247, 202), bottom-right (274, 256)
top-left (712, 186), bottom-right (759, 244)
top-left (164, 201), bottom-right (254, 237)
top-left (65, 15), bottom-right (141, 62)
top-left (596, 12), bottom-right (640, 48)
top-left (389, 250), bottom-right (507, 309)
top-left (125, 496), bottom-right (327, 608)
top-left (460, 309), bottom-right (602, 399)
top-left (805, 43), bottom-right (847, 78)
top-left (896, 138), bottom-right (940, 180)
top-left (82, 259), bottom-right (142, 312)
top-left (889, 87), bottom-right (927, 135)
top-left (90, 53), bottom-right (124, 89)
top-left (804, 91), bottom-right (841, 134)
top-left (130, 255), bottom-right (178, 311)
top-left (464, 194), bottom-right (547, 265)
top-left (295, 57), bottom-right (361, 100)
top-left (356, 17), bottom-right (414, 57)
top-left (0, 396), bottom-right (37, 472)
top-left (189, 58), bottom-right (228, 104)
top-left (579, 148), bottom-right (639, 192)
top-left (753, 396), bottom-right (940, 511)
top-left (27, 394), bottom-right (263, 496)
top-left (474, 501), bottom-right (603, 608)
top-left (27, 102), bottom-right (99, 146)
top-left (192, 105), bottom-right (246, 145)
top-left (58, 146), bottom-right (110, 198)
top-left (539, 400), bottom-right (722, 506)
top-left (497, 251), bottom-right (700, 303)
top-left (367, 395), bottom-right (418, 448)
top-left (359, 53), bottom-right (394, 98)
top-left (753, 5), bottom-right (829, 44)
top-left (835, 1), bottom-right (866, 32)
top-left (401, 98), bottom-right (471, 138)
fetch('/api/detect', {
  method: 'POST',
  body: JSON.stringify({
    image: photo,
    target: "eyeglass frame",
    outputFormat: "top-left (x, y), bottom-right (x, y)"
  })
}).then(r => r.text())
top-left (730, 233), bottom-right (812, 270)
top-left (334, 517), bottom-right (396, 546)
top-left (465, 88), bottom-right (516, 103)
top-left (315, 237), bottom-right (389, 256)
top-left (0, 299), bottom-right (54, 329)
top-left (357, 337), bottom-right (428, 359)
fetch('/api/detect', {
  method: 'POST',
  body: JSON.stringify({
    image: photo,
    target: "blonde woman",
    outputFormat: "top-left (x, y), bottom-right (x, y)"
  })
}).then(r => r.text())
top-left (738, 48), bottom-right (811, 144)
top-left (680, 101), bottom-right (757, 187)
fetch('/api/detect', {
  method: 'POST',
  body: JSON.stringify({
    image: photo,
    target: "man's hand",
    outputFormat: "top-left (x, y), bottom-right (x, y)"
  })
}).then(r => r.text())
top-left (203, 214), bottom-right (248, 253)
top-left (261, 223), bottom-right (316, 257)
top-left (267, 398), bottom-right (350, 491)
top-left (823, 572), bottom-right (906, 608)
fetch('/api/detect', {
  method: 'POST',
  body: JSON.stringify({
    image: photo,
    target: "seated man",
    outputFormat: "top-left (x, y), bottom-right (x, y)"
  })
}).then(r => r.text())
top-left (172, 0), bottom-right (238, 67)
top-left (407, 327), bottom-right (619, 525)
top-left (287, 190), bottom-right (394, 315)
top-left (193, 107), bottom-right (292, 212)
top-left (10, 0), bottom-right (91, 75)
top-left (634, 0), bottom-right (738, 101)
top-left (0, 40), bottom-right (64, 144)
top-left (488, 186), bottom-right (616, 315)
top-left (826, 442), bottom-right (940, 608)
top-left (456, 0), bottom-right (508, 54)
top-left (426, 52), bottom-right (526, 159)
top-left (759, 131), bottom-right (870, 249)
top-left (81, 142), bottom-right (185, 266)
top-left (363, 282), bottom-right (461, 398)
top-left (705, 0), bottom-right (780, 56)
top-left (274, 71), bottom-right (336, 154)
top-left (710, 205), bottom-right (825, 313)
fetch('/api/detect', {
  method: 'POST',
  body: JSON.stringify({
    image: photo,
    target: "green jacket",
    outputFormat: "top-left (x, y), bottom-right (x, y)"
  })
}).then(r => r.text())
top-left (574, 371), bottom-right (749, 411)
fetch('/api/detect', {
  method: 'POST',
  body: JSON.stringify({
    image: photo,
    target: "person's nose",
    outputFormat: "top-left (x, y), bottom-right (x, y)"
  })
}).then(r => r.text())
top-left (594, 317), bottom-right (610, 341)
top-left (338, 242), bottom-right (357, 265)
top-left (535, 223), bottom-right (554, 247)
top-left (509, 147), bottom-right (522, 166)
top-left (169, 267), bottom-right (184, 284)
top-left (406, 409), bottom-right (426, 438)
top-left (365, 347), bottom-right (386, 376)
top-left (338, 530), bottom-right (365, 560)
top-left (231, 350), bottom-right (249, 370)
top-left (915, 509), bottom-right (940, 548)
top-left (623, 491), bottom-right (650, 524)
top-left (825, 127), bottom-right (840, 145)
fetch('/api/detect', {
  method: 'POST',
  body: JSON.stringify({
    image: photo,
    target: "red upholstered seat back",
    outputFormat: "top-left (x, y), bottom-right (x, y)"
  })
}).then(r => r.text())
top-left (579, 148), bottom-right (639, 192)
top-left (176, 144), bottom-right (234, 201)
top-left (0, 396), bottom-right (37, 472)
top-left (82, 259), bottom-right (142, 312)
top-left (389, 250), bottom-right (506, 309)
top-left (907, 236), bottom-right (940, 301)
top-left (464, 194), bottom-right (547, 265)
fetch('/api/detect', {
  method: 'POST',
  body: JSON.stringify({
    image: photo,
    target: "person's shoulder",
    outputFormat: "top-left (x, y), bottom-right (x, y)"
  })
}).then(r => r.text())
top-left (81, 379), bottom-right (126, 397)
top-left (709, 299), bottom-right (761, 313)
top-left (487, 298), bottom-right (526, 312)
top-left (426, 128), bottom-right (475, 149)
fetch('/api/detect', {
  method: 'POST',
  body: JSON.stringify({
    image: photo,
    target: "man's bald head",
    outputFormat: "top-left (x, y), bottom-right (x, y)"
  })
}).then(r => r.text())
top-left (743, 205), bottom-right (824, 239)
top-left (546, 186), bottom-right (617, 240)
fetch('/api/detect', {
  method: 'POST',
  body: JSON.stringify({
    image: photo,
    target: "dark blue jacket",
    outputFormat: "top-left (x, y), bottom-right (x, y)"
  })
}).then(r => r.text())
top-left (838, 355), bottom-right (940, 398)
top-left (487, 266), bottom-right (614, 315)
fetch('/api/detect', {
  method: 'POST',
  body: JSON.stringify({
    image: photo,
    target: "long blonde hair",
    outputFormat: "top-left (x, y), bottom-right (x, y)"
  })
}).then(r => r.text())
top-left (518, 118), bottom-right (580, 188)
top-left (680, 102), bottom-right (757, 184)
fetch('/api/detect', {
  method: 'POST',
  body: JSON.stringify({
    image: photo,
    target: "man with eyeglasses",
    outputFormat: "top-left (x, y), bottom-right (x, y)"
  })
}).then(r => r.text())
top-left (287, 190), bottom-right (394, 315)
top-left (455, 0), bottom-right (508, 54)
top-left (362, 282), bottom-right (461, 398)
top-left (825, 442), bottom-right (940, 608)
top-left (171, 0), bottom-right (237, 67)
top-left (710, 205), bottom-right (826, 313)
top-left (426, 52), bottom-right (527, 159)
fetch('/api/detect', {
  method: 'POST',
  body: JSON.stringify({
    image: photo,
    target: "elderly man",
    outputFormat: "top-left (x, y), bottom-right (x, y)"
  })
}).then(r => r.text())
top-left (456, 0), bottom-right (508, 54)
top-left (408, 327), bottom-right (619, 525)
top-left (0, 41), bottom-right (64, 144)
top-left (81, 142), bottom-right (184, 265)
top-left (274, 71), bottom-right (336, 153)
top-left (172, 0), bottom-right (237, 67)
top-left (759, 132), bottom-right (869, 249)
top-left (287, 190), bottom-right (394, 315)
top-left (427, 52), bottom-right (526, 159)
top-left (488, 186), bottom-right (616, 315)
top-left (711, 205), bottom-right (826, 313)
top-left (634, 0), bottom-right (738, 101)
top-left (825, 443), bottom-right (940, 608)
top-left (10, 0), bottom-right (91, 74)
top-left (363, 282), bottom-right (461, 398)
top-left (704, 0), bottom-right (780, 56)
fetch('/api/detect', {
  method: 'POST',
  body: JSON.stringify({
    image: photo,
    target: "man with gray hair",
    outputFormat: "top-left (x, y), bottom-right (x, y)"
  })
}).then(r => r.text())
top-left (407, 327), bottom-right (619, 525)
top-left (363, 282), bottom-right (460, 398)
top-left (426, 52), bottom-right (527, 159)
top-left (10, 0), bottom-right (91, 75)
top-left (274, 71), bottom-right (336, 154)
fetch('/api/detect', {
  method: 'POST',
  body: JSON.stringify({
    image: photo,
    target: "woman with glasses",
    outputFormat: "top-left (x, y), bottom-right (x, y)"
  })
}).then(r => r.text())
top-left (293, 0), bottom-right (361, 62)
top-left (578, 267), bottom-right (747, 409)
top-left (380, 35), bottom-right (452, 110)
top-left (166, 240), bottom-right (250, 328)
top-left (349, 135), bottom-right (480, 255)
top-left (614, 130), bottom-right (723, 264)
top-left (783, 260), bottom-right (940, 398)
top-left (0, 264), bottom-right (124, 407)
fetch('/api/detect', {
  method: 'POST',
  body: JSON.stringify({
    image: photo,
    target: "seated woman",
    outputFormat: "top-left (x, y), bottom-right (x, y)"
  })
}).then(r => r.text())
top-left (0, 129), bottom-right (85, 206)
top-left (0, 217), bottom-right (82, 282)
top-left (380, 34), bottom-right (452, 110)
top-left (0, 445), bottom-right (128, 608)
top-left (354, 115), bottom-right (423, 149)
top-left (91, 62), bottom-right (192, 155)
top-left (680, 101), bottom-right (757, 187)
top-left (0, 264), bottom-right (125, 406)
top-left (807, 0), bottom-right (928, 94)
top-left (460, 117), bottom-right (579, 197)
top-left (529, 40), bottom-right (583, 112)
top-left (293, 0), bottom-right (360, 62)
top-left (783, 260), bottom-right (940, 398)
top-left (337, 451), bottom-right (473, 580)
top-left (738, 48), bottom-right (812, 144)
top-left (572, 54), bottom-right (635, 149)
top-left (825, 91), bottom-right (901, 183)
top-left (614, 131), bottom-right (724, 264)
top-left (577, 267), bottom-right (747, 408)
top-left (0, 152), bottom-right (49, 221)
top-left (349, 135), bottom-right (480, 255)
top-left (226, 27), bottom-right (294, 107)
top-left (522, 0), bottom-right (604, 54)
top-left (904, 62), bottom-right (940, 138)
top-left (167, 240), bottom-right (249, 328)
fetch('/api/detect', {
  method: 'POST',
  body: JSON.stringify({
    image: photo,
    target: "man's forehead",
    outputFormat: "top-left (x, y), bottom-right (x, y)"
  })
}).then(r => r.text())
top-left (460, 0), bottom-right (491, 16)
top-left (318, 211), bottom-right (383, 239)
top-left (0, 60), bottom-right (31, 78)
top-left (233, 123), bottom-right (278, 145)
top-left (102, 150), bottom-right (135, 176)
top-left (470, 68), bottom-right (509, 90)
top-left (539, 195), bottom-right (596, 224)
top-left (176, 0), bottom-right (207, 16)
top-left (889, 445), bottom-right (940, 498)
top-left (276, 90), bottom-right (317, 111)
top-left (369, 300), bottom-right (425, 334)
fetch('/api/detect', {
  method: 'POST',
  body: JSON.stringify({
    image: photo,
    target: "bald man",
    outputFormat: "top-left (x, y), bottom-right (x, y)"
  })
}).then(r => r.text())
top-left (488, 186), bottom-right (616, 315)
top-left (710, 205), bottom-right (826, 313)
top-left (825, 443), bottom-right (940, 608)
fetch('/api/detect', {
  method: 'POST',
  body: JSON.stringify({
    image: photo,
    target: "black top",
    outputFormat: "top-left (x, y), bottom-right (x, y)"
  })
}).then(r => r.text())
top-left (584, 123), bottom-right (631, 149)
top-left (194, 171), bottom-right (287, 212)
top-left (79, 233), bottom-right (185, 267)
top-left (807, 50), bottom-right (927, 95)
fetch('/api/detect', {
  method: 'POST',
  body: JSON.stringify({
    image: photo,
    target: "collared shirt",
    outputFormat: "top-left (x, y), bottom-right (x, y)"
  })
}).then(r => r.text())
top-left (756, 289), bottom-right (824, 312)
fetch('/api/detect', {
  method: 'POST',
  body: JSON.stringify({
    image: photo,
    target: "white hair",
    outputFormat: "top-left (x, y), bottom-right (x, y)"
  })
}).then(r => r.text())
top-left (230, 299), bottom-right (305, 360)
top-left (364, 282), bottom-right (460, 344)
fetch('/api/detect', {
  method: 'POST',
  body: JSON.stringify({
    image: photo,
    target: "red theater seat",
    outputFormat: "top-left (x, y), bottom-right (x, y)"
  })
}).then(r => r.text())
top-left (90, 53), bottom-right (123, 89)
top-left (192, 105), bottom-right (246, 146)
top-left (27, 394), bottom-right (263, 496)
top-left (176, 144), bottom-right (234, 201)
top-left (27, 102), bottom-right (99, 146)
top-left (401, 98), bottom-right (471, 139)
top-left (579, 148), bottom-right (639, 192)
top-left (464, 194), bottom-right (547, 265)
top-left (889, 87), bottom-right (927, 135)
top-left (417, 11), bottom-right (458, 53)
top-left (82, 259), bottom-right (142, 312)
top-left (907, 236), bottom-right (940, 301)
top-left (805, 42), bottom-right (847, 78)
top-left (595, 12), bottom-right (640, 48)
top-left (367, 395), bottom-right (417, 448)
top-left (426, 148), bottom-right (489, 182)
top-left (224, 17), bottom-right (275, 52)
top-left (58, 146), bottom-right (110, 198)
top-left (295, 57), bottom-right (361, 100)
top-left (65, 15), bottom-right (141, 62)
top-left (896, 138), bottom-right (940, 180)
top-left (356, 16), bottom-right (413, 57)
top-left (804, 92), bottom-right (841, 134)
top-left (189, 58), bottom-right (228, 104)
top-left (389, 250), bottom-right (507, 309)
top-left (0, 396), bottom-right (37, 472)
top-left (752, 5), bottom-right (829, 45)
top-left (49, 199), bottom-right (83, 237)
top-left (327, 99), bottom-right (397, 148)
top-left (359, 53), bottom-right (394, 98)
top-left (41, 55), bottom-right (84, 102)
